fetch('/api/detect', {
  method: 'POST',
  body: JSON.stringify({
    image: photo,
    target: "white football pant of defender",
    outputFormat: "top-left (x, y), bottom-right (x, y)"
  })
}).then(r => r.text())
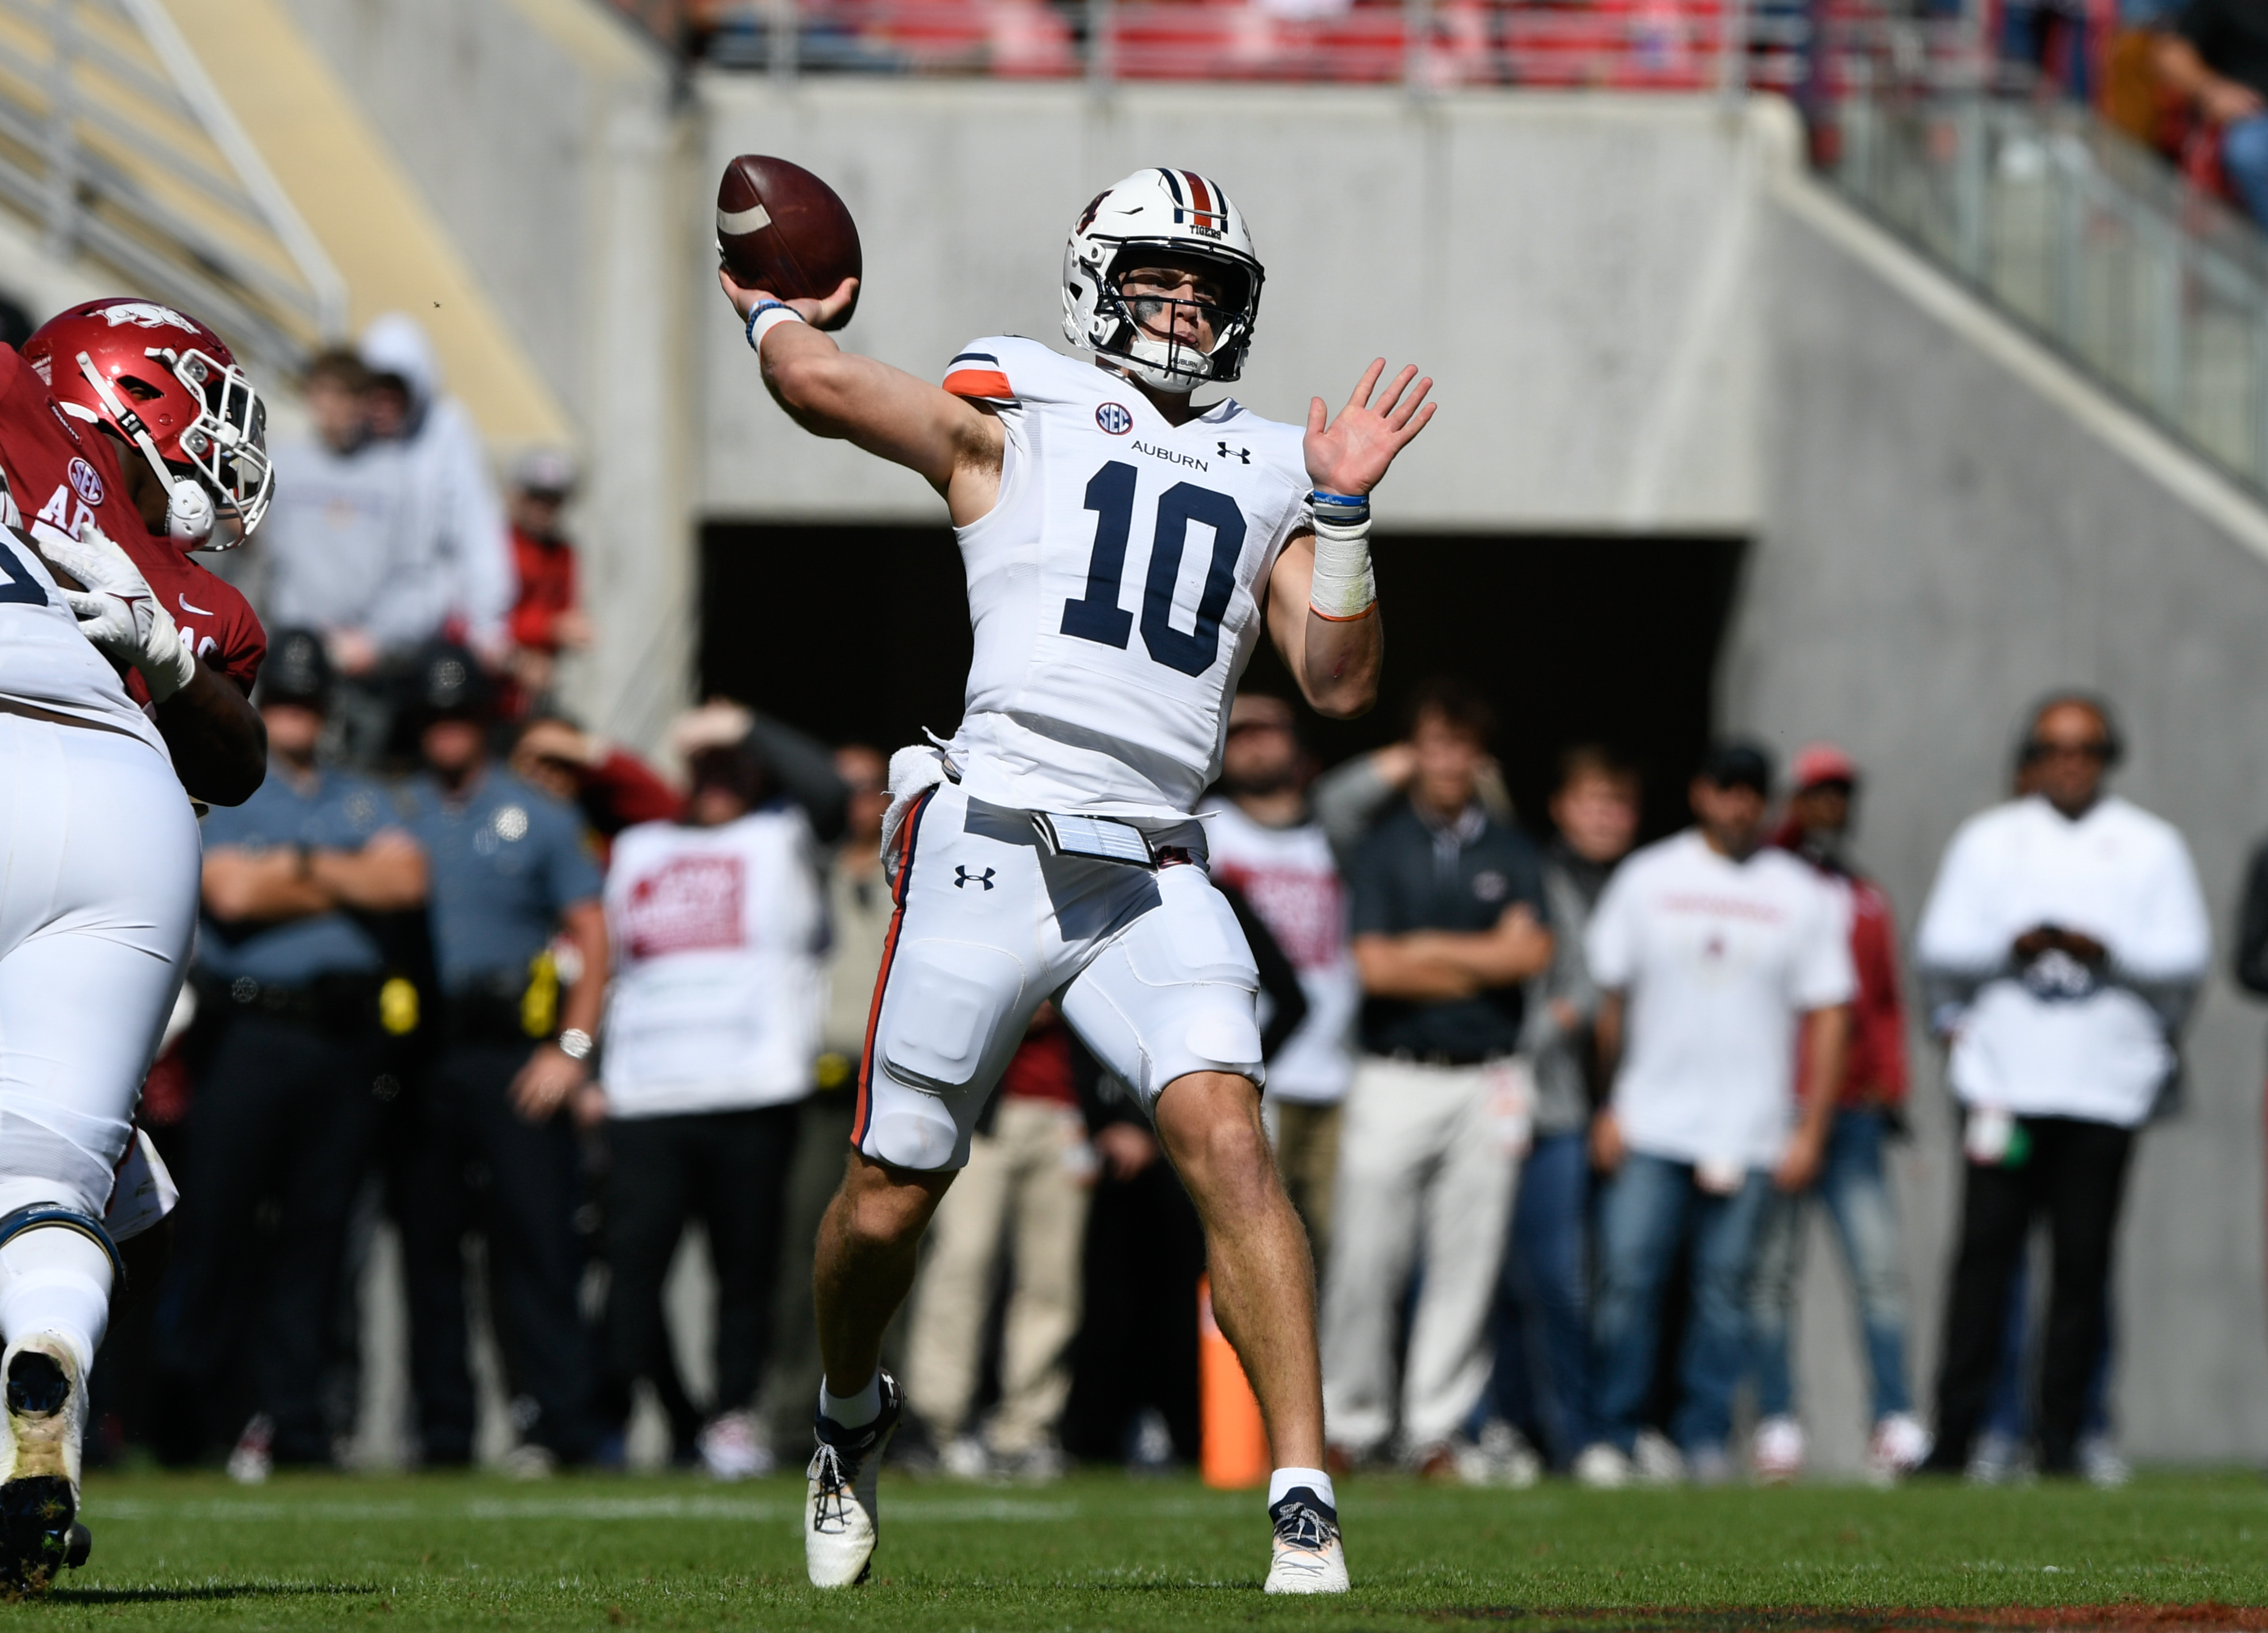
top-left (722, 163), bottom-right (1436, 1595)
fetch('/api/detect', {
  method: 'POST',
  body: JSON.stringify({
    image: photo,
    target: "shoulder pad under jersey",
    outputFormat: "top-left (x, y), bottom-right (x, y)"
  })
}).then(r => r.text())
top-left (942, 336), bottom-right (1087, 406)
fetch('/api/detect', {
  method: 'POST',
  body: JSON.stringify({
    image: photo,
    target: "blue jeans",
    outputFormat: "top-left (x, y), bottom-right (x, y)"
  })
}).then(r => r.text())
top-left (1490, 1130), bottom-right (1592, 1464)
top-left (1592, 1153), bottom-right (1772, 1456)
top-left (2220, 115), bottom-right (2268, 233)
top-left (1745, 1109), bottom-right (1913, 1423)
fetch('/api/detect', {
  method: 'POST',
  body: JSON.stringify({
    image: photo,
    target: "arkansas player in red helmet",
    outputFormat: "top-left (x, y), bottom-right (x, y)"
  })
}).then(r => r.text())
top-left (22, 299), bottom-right (271, 723)
top-left (0, 297), bottom-right (274, 1590)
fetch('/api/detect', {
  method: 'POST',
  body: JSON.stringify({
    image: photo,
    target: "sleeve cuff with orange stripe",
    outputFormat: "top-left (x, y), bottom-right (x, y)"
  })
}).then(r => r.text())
top-left (942, 349), bottom-right (1015, 403)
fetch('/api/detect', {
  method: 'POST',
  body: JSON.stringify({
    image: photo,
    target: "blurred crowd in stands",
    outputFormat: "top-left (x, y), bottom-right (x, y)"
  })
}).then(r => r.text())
top-left (89, 338), bottom-right (2227, 1486)
top-left (596, 0), bottom-right (2268, 244)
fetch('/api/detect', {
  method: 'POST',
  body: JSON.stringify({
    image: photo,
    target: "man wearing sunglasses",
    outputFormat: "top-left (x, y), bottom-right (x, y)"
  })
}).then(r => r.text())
top-left (1915, 693), bottom-right (2208, 1478)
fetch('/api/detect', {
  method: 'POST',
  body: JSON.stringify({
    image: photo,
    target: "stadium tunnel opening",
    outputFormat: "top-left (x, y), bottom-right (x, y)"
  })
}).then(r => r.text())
top-left (700, 524), bottom-right (1747, 842)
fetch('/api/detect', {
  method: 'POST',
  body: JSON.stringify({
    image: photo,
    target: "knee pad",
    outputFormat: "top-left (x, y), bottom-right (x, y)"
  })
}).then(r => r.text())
top-left (0, 1208), bottom-right (124, 1289)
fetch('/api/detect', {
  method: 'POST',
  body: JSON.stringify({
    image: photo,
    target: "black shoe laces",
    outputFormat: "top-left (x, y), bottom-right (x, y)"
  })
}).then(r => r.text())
top-left (1271, 1500), bottom-right (1338, 1553)
top-left (808, 1443), bottom-right (856, 1535)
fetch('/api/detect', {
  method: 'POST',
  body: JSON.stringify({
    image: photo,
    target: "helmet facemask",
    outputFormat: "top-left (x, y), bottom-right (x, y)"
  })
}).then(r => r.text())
top-left (1093, 250), bottom-right (1256, 395)
top-left (163, 345), bottom-right (273, 548)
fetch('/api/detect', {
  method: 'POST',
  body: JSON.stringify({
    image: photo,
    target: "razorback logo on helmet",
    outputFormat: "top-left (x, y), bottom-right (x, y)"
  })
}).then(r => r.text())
top-left (92, 302), bottom-right (199, 333)
top-left (65, 457), bottom-right (103, 506)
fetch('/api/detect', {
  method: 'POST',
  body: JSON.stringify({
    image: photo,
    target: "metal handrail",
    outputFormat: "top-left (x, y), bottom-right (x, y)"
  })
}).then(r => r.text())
top-left (0, 0), bottom-right (344, 373)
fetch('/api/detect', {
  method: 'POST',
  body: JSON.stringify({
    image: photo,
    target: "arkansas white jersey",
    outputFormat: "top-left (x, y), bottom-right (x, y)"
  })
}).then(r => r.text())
top-left (0, 346), bottom-right (165, 755)
top-left (600, 806), bottom-right (827, 1117)
top-left (942, 337), bottom-right (1312, 821)
top-left (1201, 798), bottom-right (1358, 1105)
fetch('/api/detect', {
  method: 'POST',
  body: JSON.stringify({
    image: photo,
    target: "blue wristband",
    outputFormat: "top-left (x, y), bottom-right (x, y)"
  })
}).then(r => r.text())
top-left (745, 299), bottom-right (791, 352)
top-left (1309, 489), bottom-right (1370, 509)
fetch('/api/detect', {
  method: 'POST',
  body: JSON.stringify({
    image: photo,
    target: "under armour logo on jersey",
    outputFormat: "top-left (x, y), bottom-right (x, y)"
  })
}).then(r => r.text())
top-left (1217, 442), bottom-right (1250, 464)
top-left (954, 866), bottom-right (997, 891)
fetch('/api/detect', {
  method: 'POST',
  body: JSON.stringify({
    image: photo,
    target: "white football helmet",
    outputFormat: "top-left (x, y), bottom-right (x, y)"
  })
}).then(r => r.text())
top-left (1062, 168), bottom-right (1264, 394)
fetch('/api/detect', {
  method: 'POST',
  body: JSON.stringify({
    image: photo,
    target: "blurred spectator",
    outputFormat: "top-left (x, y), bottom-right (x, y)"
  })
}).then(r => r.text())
top-left (1916, 694), bottom-right (2208, 1479)
top-left (392, 642), bottom-right (609, 1470)
top-left (1324, 680), bottom-right (1553, 1478)
top-left (905, 1006), bottom-right (1093, 1481)
top-left (1745, 743), bottom-right (1930, 1484)
top-left (1493, 746), bottom-right (1641, 1473)
top-left (257, 350), bottom-right (415, 767)
top-left (1312, 719), bottom-right (1517, 874)
top-left (1579, 741), bottom-right (1853, 1488)
top-left (2156, 0), bottom-right (2268, 227)
top-left (359, 315), bottom-right (515, 669)
top-left (510, 715), bottom-right (685, 856)
top-left (595, 723), bottom-right (826, 1479)
top-left (502, 449), bottom-right (596, 720)
top-left (155, 630), bottom-right (427, 1476)
top-left (1202, 693), bottom-right (1360, 1260)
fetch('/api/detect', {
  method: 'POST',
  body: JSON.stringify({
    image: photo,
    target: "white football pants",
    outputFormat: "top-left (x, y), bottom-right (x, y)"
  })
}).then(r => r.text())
top-left (857, 783), bottom-right (1264, 1172)
top-left (0, 715), bottom-right (199, 1366)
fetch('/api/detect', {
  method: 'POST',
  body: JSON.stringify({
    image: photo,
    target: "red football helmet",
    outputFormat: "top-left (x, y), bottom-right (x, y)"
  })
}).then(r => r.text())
top-left (24, 297), bottom-right (273, 549)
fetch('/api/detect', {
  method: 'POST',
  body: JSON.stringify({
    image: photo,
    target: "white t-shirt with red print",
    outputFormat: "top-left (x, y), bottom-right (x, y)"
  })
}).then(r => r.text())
top-left (1588, 829), bottom-right (1855, 1171)
top-left (1202, 798), bottom-right (1358, 1105)
top-left (601, 805), bottom-right (826, 1116)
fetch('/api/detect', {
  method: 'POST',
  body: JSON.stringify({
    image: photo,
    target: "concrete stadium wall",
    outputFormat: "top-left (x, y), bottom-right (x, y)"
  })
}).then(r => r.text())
top-left (281, 0), bottom-right (699, 756)
top-left (1727, 173), bottom-right (2268, 1467)
top-left (696, 78), bottom-right (1769, 534)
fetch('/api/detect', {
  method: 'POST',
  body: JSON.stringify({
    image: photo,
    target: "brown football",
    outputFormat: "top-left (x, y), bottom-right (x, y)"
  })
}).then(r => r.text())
top-left (717, 155), bottom-right (862, 330)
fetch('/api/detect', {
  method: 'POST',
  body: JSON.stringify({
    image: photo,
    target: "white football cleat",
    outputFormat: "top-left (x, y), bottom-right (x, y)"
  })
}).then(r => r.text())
top-left (1263, 1487), bottom-right (1348, 1595)
top-left (1572, 1441), bottom-right (1633, 1489)
top-left (1866, 1412), bottom-right (1933, 1486)
top-left (1751, 1415), bottom-right (1806, 1484)
top-left (0, 1335), bottom-right (90, 1592)
top-left (805, 1371), bottom-right (902, 1588)
top-left (699, 1409), bottom-right (771, 1482)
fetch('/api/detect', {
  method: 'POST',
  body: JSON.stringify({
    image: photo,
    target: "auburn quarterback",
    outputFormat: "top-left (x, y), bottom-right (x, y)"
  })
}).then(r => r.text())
top-left (720, 167), bottom-right (1434, 1594)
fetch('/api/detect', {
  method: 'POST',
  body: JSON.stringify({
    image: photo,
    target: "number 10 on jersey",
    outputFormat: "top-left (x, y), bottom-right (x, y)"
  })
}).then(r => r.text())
top-left (1059, 460), bottom-right (1247, 678)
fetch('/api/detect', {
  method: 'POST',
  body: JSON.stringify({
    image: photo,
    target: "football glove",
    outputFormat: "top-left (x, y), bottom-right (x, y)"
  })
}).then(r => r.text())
top-left (44, 520), bottom-right (198, 702)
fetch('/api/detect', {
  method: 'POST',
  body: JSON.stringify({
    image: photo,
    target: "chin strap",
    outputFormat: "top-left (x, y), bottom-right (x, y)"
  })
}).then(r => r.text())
top-left (73, 353), bottom-right (213, 547)
top-left (0, 1205), bottom-right (126, 1288)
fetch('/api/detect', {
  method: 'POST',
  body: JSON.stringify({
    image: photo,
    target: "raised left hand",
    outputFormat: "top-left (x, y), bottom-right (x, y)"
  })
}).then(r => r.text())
top-left (1303, 359), bottom-right (1436, 497)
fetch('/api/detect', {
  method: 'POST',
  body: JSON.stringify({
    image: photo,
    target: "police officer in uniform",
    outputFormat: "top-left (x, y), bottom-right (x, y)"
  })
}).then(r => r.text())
top-left (157, 629), bottom-right (429, 1473)
top-left (395, 643), bottom-right (608, 1469)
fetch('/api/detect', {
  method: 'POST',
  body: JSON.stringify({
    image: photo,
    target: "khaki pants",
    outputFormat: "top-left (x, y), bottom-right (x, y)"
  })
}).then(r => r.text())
top-left (904, 1097), bottom-right (1091, 1454)
top-left (1271, 1099), bottom-right (1343, 1267)
top-left (1321, 1055), bottom-right (1523, 1455)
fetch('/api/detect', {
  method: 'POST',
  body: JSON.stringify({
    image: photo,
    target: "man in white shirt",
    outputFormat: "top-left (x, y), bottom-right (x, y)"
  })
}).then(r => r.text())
top-left (1915, 694), bottom-right (2208, 1478)
top-left (1578, 742), bottom-right (1854, 1487)
top-left (1202, 693), bottom-right (1360, 1261)
top-left (596, 724), bottom-right (827, 1480)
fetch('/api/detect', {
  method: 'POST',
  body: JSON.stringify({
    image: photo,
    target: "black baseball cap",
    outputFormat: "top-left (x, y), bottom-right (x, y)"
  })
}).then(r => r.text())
top-left (260, 627), bottom-right (332, 709)
top-left (409, 640), bottom-right (494, 721)
top-left (1697, 739), bottom-right (1775, 796)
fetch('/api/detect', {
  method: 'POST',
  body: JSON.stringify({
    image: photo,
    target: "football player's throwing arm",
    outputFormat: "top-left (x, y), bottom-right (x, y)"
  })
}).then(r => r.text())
top-left (720, 269), bottom-right (1432, 721)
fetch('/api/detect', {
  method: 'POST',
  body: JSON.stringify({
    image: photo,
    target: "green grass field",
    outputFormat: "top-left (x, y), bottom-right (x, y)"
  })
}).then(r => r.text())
top-left (25, 1468), bottom-right (2268, 1631)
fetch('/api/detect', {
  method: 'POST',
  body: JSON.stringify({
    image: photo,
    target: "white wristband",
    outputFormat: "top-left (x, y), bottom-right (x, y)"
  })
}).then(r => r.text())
top-left (1307, 511), bottom-right (1376, 621)
top-left (749, 302), bottom-right (806, 352)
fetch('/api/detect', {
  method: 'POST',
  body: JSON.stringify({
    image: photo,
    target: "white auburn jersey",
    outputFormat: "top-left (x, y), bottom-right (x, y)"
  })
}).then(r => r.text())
top-left (942, 336), bottom-right (1312, 821)
top-left (0, 348), bottom-right (165, 755)
top-left (600, 805), bottom-right (826, 1117)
